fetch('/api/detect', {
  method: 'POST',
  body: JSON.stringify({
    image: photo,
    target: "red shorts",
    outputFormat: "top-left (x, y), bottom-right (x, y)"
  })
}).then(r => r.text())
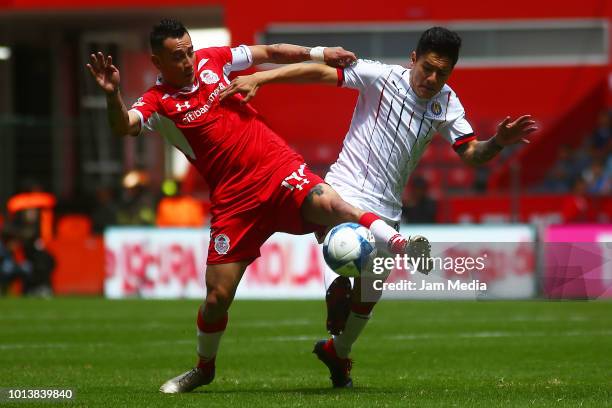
top-left (206, 163), bottom-right (325, 265)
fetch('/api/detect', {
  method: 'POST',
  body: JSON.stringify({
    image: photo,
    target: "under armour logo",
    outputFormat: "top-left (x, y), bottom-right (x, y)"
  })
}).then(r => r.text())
top-left (175, 101), bottom-right (191, 112)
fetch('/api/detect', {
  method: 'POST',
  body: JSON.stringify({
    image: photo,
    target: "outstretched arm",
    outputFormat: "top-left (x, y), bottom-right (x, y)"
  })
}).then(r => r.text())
top-left (86, 52), bottom-right (141, 137)
top-left (219, 63), bottom-right (339, 103)
top-left (455, 115), bottom-right (537, 166)
top-left (248, 44), bottom-right (355, 68)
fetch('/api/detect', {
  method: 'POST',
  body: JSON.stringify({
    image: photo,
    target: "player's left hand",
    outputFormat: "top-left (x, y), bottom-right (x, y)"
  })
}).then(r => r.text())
top-left (219, 75), bottom-right (259, 103)
top-left (493, 115), bottom-right (538, 146)
top-left (323, 47), bottom-right (357, 68)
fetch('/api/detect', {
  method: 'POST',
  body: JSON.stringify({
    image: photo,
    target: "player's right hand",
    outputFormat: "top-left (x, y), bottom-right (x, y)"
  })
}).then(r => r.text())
top-left (86, 52), bottom-right (120, 95)
top-left (219, 75), bottom-right (260, 104)
top-left (323, 47), bottom-right (357, 68)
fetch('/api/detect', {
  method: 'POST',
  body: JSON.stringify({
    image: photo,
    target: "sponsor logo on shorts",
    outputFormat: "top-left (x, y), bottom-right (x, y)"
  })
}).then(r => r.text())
top-left (214, 234), bottom-right (230, 255)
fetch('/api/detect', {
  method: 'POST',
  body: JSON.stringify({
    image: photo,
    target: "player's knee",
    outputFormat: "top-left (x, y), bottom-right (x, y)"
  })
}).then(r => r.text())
top-left (205, 286), bottom-right (232, 311)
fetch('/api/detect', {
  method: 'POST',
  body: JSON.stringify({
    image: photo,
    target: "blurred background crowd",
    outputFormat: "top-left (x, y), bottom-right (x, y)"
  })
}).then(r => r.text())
top-left (0, 0), bottom-right (610, 296)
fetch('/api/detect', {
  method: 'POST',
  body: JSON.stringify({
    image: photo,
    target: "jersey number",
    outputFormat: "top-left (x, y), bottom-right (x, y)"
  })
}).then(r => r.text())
top-left (281, 163), bottom-right (310, 191)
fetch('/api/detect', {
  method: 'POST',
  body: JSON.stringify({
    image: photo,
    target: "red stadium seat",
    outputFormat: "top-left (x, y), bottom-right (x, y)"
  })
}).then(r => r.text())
top-left (47, 214), bottom-right (104, 295)
top-left (446, 167), bottom-right (476, 189)
top-left (56, 214), bottom-right (92, 240)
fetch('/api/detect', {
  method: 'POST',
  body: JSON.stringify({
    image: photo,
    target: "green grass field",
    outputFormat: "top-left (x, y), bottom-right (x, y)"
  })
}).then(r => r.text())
top-left (1, 298), bottom-right (611, 407)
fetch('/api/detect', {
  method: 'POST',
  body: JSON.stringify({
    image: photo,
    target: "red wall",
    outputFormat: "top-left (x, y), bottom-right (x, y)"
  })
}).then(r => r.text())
top-left (3, 0), bottom-right (609, 31)
top-left (224, 0), bottom-right (611, 44)
top-left (444, 194), bottom-right (612, 224)
top-left (3, 0), bottom-right (610, 188)
top-left (221, 0), bottom-right (611, 188)
top-left (0, 0), bottom-right (219, 9)
top-left (250, 66), bottom-right (609, 161)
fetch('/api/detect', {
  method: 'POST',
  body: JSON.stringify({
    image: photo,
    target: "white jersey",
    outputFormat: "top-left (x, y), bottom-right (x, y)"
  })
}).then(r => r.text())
top-left (325, 59), bottom-right (475, 222)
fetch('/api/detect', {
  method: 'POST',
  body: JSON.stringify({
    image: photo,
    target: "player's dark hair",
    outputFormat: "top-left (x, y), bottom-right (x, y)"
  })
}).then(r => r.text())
top-left (415, 27), bottom-right (462, 66)
top-left (150, 18), bottom-right (188, 53)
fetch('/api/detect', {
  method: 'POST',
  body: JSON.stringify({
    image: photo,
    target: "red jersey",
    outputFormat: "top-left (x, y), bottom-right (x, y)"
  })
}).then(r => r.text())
top-left (129, 46), bottom-right (304, 211)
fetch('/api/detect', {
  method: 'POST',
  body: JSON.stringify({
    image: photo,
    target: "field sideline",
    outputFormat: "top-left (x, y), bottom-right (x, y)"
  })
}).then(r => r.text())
top-left (1, 298), bottom-right (611, 407)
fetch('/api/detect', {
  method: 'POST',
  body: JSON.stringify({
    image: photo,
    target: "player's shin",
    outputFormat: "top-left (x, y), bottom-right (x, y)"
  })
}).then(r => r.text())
top-left (196, 305), bottom-right (228, 368)
top-left (331, 269), bottom-right (387, 358)
top-left (332, 303), bottom-right (373, 359)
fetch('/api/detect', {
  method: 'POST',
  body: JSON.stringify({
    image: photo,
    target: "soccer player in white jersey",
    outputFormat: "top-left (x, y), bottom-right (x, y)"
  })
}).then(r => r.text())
top-left (220, 27), bottom-right (537, 388)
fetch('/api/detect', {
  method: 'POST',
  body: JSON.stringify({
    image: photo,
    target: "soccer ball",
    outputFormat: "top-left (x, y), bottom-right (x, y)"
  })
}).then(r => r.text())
top-left (322, 222), bottom-right (377, 278)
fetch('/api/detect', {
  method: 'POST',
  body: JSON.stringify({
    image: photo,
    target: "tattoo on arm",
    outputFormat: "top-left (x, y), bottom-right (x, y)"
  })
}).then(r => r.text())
top-left (306, 184), bottom-right (325, 203)
top-left (457, 139), bottom-right (503, 166)
top-left (267, 43), bottom-right (310, 64)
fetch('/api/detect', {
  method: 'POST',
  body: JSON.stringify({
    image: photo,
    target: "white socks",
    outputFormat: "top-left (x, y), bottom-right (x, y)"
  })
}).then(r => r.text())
top-left (359, 212), bottom-right (407, 254)
top-left (332, 311), bottom-right (372, 359)
top-left (196, 309), bottom-right (228, 365)
top-left (197, 330), bottom-right (224, 362)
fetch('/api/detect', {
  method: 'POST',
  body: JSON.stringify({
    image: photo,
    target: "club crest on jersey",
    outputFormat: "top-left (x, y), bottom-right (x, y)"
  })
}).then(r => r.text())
top-left (176, 101), bottom-right (191, 112)
top-left (429, 100), bottom-right (443, 117)
top-left (214, 234), bottom-right (230, 255)
top-left (200, 69), bottom-right (219, 85)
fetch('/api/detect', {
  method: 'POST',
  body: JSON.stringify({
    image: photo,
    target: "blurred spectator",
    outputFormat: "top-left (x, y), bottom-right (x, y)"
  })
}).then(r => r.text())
top-left (402, 177), bottom-right (437, 224)
top-left (0, 223), bottom-right (54, 296)
top-left (473, 166), bottom-right (489, 193)
top-left (117, 170), bottom-right (156, 226)
top-left (7, 184), bottom-right (56, 244)
top-left (91, 186), bottom-right (119, 234)
top-left (21, 237), bottom-right (55, 296)
top-left (606, 155), bottom-right (612, 181)
top-left (4, 183), bottom-right (57, 296)
top-left (590, 110), bottom-right (611, 154)
top-left (561, 178), bottom-right (592, 223)
top-left (539, 110), bottom-right (611, 194)
top-left (0, 225), bottom-right (29, 295)
top-left (156, 179), bottom-right (206, 227)
top-left (582, 159), bottom-right (610, 195)
top-left (541, 144), bottom-right (581, 193)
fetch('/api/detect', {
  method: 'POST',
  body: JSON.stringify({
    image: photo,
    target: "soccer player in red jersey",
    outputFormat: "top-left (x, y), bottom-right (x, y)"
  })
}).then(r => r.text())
top-left (87, 18), bottom-right (426, 393)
